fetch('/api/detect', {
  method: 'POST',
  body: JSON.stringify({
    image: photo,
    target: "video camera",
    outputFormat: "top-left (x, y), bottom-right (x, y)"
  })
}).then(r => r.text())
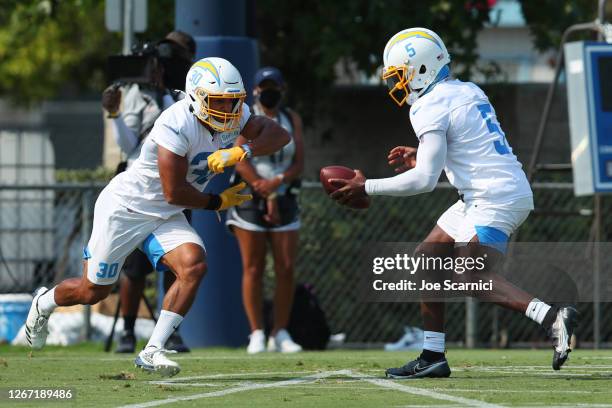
top-left (106, 39), bottom-right (192, 91)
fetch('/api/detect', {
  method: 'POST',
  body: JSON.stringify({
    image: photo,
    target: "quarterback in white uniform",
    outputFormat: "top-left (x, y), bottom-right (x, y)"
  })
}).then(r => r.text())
top-left (331, 28), bottom-right (578, 378)
top-left (25, 57), bottom-right (290, 376)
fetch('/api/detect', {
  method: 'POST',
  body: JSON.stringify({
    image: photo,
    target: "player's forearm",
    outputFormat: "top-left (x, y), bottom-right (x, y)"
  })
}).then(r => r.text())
top-left (365, 169), bottom-right (439, 196)
top-left (163, 183), bottom-right (217, 209)
top-left (366, 129), bottom-right (446, 196)
top-left (245, 119), bottom-right (290, 156)
top-left (250, 131), bottom-right (290, 156)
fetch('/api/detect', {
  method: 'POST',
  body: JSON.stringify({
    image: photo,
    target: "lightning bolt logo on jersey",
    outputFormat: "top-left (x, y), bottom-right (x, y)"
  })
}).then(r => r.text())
top-left (106, 99), bottom-right (251, 219)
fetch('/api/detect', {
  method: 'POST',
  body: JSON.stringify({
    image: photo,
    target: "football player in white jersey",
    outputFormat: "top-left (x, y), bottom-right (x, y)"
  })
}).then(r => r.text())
top-left (330, 28), bottom-right (578, 378)
top-left (24, 57), bottom-right (290, 376)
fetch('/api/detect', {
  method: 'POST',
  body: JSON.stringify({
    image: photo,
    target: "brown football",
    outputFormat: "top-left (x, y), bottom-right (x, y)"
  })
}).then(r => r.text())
top-left (319, 165), bottom-right (370, 209)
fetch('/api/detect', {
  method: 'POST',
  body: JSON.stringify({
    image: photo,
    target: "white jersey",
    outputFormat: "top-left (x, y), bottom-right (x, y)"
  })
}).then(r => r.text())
top-left (107, 99), bottom-right (251, 219)
top-left (410, 79), bottom-right (532, 205)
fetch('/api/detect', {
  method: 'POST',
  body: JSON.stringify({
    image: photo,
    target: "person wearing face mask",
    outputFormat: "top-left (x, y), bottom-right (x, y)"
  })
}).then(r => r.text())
top-left (226, 67), bottom-right (305, 354)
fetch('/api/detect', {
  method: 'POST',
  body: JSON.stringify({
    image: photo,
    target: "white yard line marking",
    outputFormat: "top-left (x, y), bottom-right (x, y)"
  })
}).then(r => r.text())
top-left (540, 402), bottom-right (612, 408)
top-left (395, 406), bottom-right (612, 408)
top-left (117, 370), bottom-right (351, 408)
top-left (465, 365), bottom-right (612, 370)
top-left (18, 355), bottom-right (326, 362)
top-left (149, 382), bottom-right (218, 387)
top-left (149, 370), bottom-right (316, 384)
top-left (277, 385), bottom-right (594, 394)
top-left (454, 367), bottom-right (611, 377)
top-left (436, 388), bottom-right (591, 394)
top-left (277, 384), bottom-right (390, 390)
top-left (580, 356), bottom-right (612, 360)
top-left (394, 406), bottom-right (467, 408)
top-left (347, 371), bottom-right (503, 408)
top-left (150, 374), bottom-right (366, 388)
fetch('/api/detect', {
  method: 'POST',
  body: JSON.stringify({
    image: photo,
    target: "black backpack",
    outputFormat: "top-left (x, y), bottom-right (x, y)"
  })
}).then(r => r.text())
top-left (289, 283), bottom-right (332, 350)
top-left (264, 283), bottom-right (331, 350)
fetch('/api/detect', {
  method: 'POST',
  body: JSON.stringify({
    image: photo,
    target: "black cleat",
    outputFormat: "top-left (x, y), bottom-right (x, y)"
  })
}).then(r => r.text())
top-left (549, 306), bottom-right (579, 370)
top-left (385, 355), bottom-right (451, 379)
top-left (115, 331), bottom-right (136, 353)
top-left (166, 332), bottom-right (190, 353)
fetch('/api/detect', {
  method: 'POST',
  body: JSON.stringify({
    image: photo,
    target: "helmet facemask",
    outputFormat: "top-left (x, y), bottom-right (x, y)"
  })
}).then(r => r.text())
top-left (185, 57), bottom-right (247, 132)
top-left (192, 87), bottom-right (246, 132)
top-left (382, 65), bottom-right (415, 107)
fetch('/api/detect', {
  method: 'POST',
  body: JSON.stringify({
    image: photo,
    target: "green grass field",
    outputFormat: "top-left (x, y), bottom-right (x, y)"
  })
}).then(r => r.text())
top-left (1, 344), bottom-right (612, 407)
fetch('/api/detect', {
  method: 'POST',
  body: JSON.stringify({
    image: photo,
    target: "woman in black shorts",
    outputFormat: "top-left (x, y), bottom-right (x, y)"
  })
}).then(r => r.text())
top-left (226, 67), bottom-right (304, 354)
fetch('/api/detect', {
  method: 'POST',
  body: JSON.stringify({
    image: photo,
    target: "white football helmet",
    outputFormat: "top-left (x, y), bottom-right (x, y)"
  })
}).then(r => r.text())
top-left (185, 57), bottom-right (246, 132)
top-left (382, 28), bottom-right (451, 106)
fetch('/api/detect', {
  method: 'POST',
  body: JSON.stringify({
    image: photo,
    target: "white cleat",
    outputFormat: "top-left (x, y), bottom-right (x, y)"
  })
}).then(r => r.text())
top-left (25, 287), bottom-right (50, 350)
top-left (550, 306), bottom-right (579, 370)
top-left (247, 329), bottom-right (266, 354)
top-left (135, 347), bottom-right (180, 377)
top-left (267, 329), bottom-right (302, 353)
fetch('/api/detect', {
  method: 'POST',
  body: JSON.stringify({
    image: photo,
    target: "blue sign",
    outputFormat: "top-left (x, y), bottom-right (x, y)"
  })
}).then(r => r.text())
top-left (585, 44), bottom-right (612, 191)
top-left (565, 41), bottom-right (612, 195)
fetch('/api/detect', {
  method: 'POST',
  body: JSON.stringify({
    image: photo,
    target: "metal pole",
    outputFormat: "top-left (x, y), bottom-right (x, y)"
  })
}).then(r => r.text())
top-left (16, 132), bottom-right (22, 281)
top-left (465, 298), bottom-right (477, 349)
top-left (593, 194), bottom-right (601, 349)
top-left (527, 53), bottom-right (564, 183)
top-left (81, 190), bottom-right (93, 341)
top-left (122, 0), bottom-right (134, 55)
top-left (527, 22), bottom-right (600, 183)
top-left (599, 0), bottom-right (607, 25)
top-left (594, 5), bottom-right (605, 350)
top-left (491, 305), bottom-right (499, 347)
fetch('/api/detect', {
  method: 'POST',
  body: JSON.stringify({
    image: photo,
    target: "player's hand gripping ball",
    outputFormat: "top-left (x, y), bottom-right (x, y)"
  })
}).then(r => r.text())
top-left (207, 146), bottom-right (248, 174)
top-left (320, 166), bottom-right (370, 209)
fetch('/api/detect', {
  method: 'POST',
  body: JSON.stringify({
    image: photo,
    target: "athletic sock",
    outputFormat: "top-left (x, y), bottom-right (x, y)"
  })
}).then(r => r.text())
top-left (37, 287), bottom-right (58, 315)
top-left (123, 315), bottom-right (136, 333)
top-left (421, 349), bottom-right (445, 362)
top-left (542, 306), bottom-right (559, 330)
top-left (145, 310), bottom-right (183, 350)
top-left (525, 298), bottom-right (552, 325)
top-left (421, 331), bottom-right (445, 362)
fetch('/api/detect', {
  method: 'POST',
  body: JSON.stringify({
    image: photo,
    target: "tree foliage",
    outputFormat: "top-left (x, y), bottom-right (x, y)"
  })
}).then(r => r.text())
top-left (518, 0), bottom-right (605, 51)
top-left (0, 0), bottom-right (173, 106)
top-left (0, 0), bottom-right (607, 111)
top-left (256, 0), bottom-right (492, 118)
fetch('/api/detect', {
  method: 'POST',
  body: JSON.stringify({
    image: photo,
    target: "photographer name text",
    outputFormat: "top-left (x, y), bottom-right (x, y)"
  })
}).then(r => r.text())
top-left (372, 279), bottom-right (493, 291)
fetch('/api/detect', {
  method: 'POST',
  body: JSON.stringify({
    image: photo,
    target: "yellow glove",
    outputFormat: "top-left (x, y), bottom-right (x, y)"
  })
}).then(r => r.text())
top-left (207, 146), bottom-right (248, 174)
top-left (218, 182), bottom-right (253, 210)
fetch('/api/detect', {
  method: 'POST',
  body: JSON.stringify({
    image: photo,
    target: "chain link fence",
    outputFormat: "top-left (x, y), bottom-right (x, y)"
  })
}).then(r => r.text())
top-left (0, 184), bottom-right (104, 293)
top-left (1, 181), bottom-right (610, 348)
top-left (293, 182), bottom-right (612, 348)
